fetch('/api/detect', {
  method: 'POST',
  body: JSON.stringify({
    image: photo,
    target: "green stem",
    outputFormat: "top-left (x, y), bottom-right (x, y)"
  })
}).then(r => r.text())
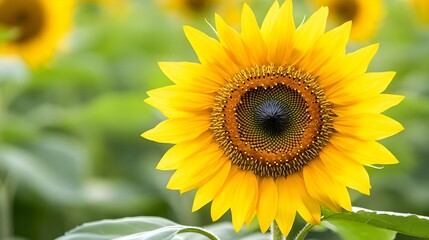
top-left (271, 221), bottom-right (285, 240)
top-left (294, 223), bottom-right (314, 240)
top-left (178, 227), bottom-right (220, 240)
top-left (0, 173), bottom-right (12, 240)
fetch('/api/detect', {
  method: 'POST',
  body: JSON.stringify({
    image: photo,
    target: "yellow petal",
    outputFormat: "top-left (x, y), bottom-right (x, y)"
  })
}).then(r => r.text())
top-left (267, 0), bottom-right (295, 65)
top-left (303, 160), bottom-right (351, 211)
top-left (147, 85), bottom-right (214, 112)
top-left (334, 113), bottom-right (404, 141)
top-left (145, 97), bottom-right (200, 119)
top-left (334, 94), bottom-right (404, 115)
top-left (215, 14), bottom-right (251, 67)
top-left (275, 177), bottom-right (297, 236)
top-left (241, 3), bottom-right (267, 63)
top-left (261, 1), bottom-right (280, 40)
top-left (320, 144), bottom-right (371, 195)
top-left (245, 210), bottom-right (256, 227)
top-left (211, 165), bottom-right (240, 221)
top-left (303, 22), bottom-right (351, 76)
top-left (159, 62), bottom-right (223, 91)
top-left (288, 173), bottom-right (321, 224)
top-left (323, 44), bottom-right (381, 101)
top-left (345, 44), bottom-right (379, 74)
top-left (142, 116), bottom-right (210, 144)
top-left (292, 6), bottom-right (328, 65)
top-left (156, 131), bottom-right (213, 170)
top-left (257, 177), bottom-right (278, 233)
top-left (167, 143), bottom-right (224, 192)
top-left (328, 71), bottom-right (396, 105)
top-left (330, 134), bottom-right (399, 165)
top-left (192, 160), bottom-right (231, 211)
top-left (230, 170), bottom-right (258, 232)
top-left (184, 26), bottom-right (239, 78)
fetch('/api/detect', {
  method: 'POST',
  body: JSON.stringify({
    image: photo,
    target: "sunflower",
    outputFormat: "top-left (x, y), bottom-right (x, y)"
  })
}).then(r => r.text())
top-left (311, 0), bottom-right (383, 42)
top-left (410, 0), bottom-right (429, 24)
top-left (143, 0), bottom-right (403, 236)
top-left (160, 0), bottom-right (244, 25)
top-left (160, 0), bottom-right (220, 16)
top-left (0, 0), bottom-right (75, 67)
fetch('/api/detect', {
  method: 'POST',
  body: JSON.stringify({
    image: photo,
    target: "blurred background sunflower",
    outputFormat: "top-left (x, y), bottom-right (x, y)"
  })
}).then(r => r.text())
top-left (309, 0), bottom-right (383, 42)
top-left (409, 0), bottom-right (429, 24)
top-left (0, 0), bottom-right (428, 240)
top-left (0, 0), bottom-right (75, 67)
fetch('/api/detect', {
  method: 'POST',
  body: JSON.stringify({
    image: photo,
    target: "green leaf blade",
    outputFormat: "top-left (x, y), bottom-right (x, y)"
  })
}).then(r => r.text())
top-left (325, 220), bottom-right (397, 240)
top-left (322, 207), bottom-right (429, 238)
top-left (57, 217), bottom-right (222, 240)
top-left (57, 217), bottom-right (178, 240)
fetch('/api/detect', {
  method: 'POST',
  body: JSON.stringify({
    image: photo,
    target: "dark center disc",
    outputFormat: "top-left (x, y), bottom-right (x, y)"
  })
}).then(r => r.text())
top-left (0, 0), bottom-right (45, 43)
top-left (331, 0), bottom-right (359, 22)
top-left (254, 99), bottom-right (289, 137)
top-left (211, 64), bottom-right (335, 178)
top-left (186, 0), bottom-right (210, 12)
top-left (235, 84), bottom-right (311, 154)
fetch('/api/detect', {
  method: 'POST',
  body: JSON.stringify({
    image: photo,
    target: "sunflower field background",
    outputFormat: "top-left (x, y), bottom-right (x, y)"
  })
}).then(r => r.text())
top-left (0, 0), bottom-right (429, 240)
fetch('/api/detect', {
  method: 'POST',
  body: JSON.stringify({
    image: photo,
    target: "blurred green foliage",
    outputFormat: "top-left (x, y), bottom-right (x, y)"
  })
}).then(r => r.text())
top-left (0, 0), bottom-right (428, 239)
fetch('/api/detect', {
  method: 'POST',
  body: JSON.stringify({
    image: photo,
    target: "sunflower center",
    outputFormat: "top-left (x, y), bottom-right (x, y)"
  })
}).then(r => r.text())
top-left (0, 0), bottom-right (45, 43)
top-left (211, 64), bottom-right (335, 178)
top-left (185, 0), bottom-right (210, 12)
top-left (254, 99), bottom-right (289, 137)
top-left (331, 0), bottom-right (359, 22)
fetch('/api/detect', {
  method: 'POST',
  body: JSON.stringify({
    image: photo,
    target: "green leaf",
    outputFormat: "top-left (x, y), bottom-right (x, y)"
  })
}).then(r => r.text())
top-left (322, 207), bottom-right (429, 238)
top-left (325, 220), bottom-right (396, 240)
top-left (179, 222), bottom-right (268, 240)
top-left (57, 216), bottom-right (220, 240)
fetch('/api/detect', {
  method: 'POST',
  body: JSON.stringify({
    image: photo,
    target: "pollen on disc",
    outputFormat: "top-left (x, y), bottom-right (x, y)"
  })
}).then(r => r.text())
top-left (210, 64), bottom-right (335, 178)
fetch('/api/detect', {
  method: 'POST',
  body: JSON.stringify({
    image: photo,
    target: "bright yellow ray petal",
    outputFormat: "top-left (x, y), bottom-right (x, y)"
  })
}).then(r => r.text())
top-left (268, 0), bottom-right (295, 65)
top-left (142, 116), bottom-right (210, 144)
top-left (257, 177), bottom-right (278, 233)
top-left (288, 173), bottom-right (321, 224)
top-left (323, 44), bottom-right (380, 99)
top-left (211, 165), bottom-right (240, 221)
top-left (320, 144), bottom-right (371, 195)
top-left (241, 3), bottom-right (267, 63)
top-left (144, 97), bottom-right (207, 119)
top-left (275, 177), bottom-right (297, 236)
top-left (167, 143), bottom-right (225, 192)
top-left (184, 26), bottom-right (239, 78)
top-left (192, 160), bottom-right (231, 211)
top-left (328, 71), bottom-right (396, 105)
top-left (147, 85), bottom-right (214, 112)
top-left (330, 134), bottom-right (399, 165)
top-left (345, 43), bottom-right (379, 73)
top-left (156, 131), bottom-right (213, 170)
top-left (261, 1), bottom-right (280, 40)
top-left (230, 170), bottom-right (259, 232)
top-left (334, 113), bottom-right (404, 141)
top-left (303, 160), bottom-right (352, 211)
top-left (159, 62), bottom-right (223, 91)
top-left (292, 6), bottom-right (328, 65)
top-left (334, 94), bottom-right (404, 115)
top-left (215, 14), bottom-right (251, 67)
top-left (245, 210), bottom-right (256, 227)
top-left (303, 22), bottom-right (351, 76)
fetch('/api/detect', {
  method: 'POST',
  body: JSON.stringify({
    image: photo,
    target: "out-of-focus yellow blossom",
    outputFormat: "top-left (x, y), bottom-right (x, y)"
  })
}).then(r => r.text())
top-left (0, 0), bottom-right (75, 67)
top-left (410, 0), bottom-right (429, 24)
top-left (311, 0), bottom-right (383, 42)
top-left (158, 0), bottom-right (248, 26)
